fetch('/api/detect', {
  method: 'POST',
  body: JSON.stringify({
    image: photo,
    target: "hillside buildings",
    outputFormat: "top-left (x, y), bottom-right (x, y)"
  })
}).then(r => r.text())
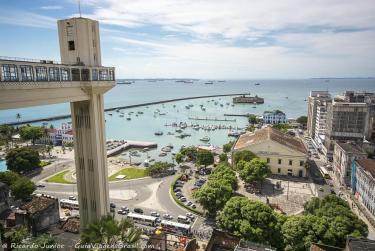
top-left (233, 127), bottom-right (307, 177)
top-left (262, 110), bottom-right (287, 124)
top-left (333, 142), bottom-right (367, 186)
top-left (351, 159), bottom-right (375, 218)
top-left (307, 91), bottom-right (375, 161)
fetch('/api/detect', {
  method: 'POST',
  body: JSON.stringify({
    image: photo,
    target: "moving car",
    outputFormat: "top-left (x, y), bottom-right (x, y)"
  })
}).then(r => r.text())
top-left (134, 208), bottom-right (144, 214)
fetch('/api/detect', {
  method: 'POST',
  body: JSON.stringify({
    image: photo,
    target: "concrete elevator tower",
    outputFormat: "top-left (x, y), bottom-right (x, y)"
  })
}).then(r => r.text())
top-left (58, 17), bottom-right (111, 226)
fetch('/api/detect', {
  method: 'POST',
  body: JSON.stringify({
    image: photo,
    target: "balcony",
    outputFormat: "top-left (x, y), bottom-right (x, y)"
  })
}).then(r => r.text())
top-left (0, 56), bottom-right (115, 89)
top-left (0, 56), bottom-right (116, 109)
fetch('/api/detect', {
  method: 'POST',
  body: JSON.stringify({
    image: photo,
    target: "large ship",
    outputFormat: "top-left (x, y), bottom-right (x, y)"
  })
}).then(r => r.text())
top-left (233, 94), bottom-right (264, 104)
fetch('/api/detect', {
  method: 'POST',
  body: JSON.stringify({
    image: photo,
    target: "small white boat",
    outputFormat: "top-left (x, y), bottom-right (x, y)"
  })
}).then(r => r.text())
top-left (200, 136), bottom-right (210, 142)
top-left (155, 131), bottom-right (163, 136)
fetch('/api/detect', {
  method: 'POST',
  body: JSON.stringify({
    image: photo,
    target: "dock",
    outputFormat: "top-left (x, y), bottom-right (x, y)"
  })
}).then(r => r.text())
top-left (188, 117), bottom-right (236, 122)
top-left (107, 140), bottom-right (157, 157)
top-left (224, 113), bottom-right (254, 117)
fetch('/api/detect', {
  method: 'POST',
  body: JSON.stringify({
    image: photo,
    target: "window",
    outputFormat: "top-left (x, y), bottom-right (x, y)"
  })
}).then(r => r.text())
top-left (35, 66), bottom-right (48, 81)
top-left (68, 41), bottom-right (75, 50)
top-left (71, 68), bottom-right (80, 81)
top-left (61, 68), bottom-right (71, 81)
top-left (300, 160), bottom-right (304, 166)
top-left (266, 158), bottom-right (270, 163)
top-left (278, 168), bottom-right (281, 173)
top-left (109, 69), bottom-right (114, 80)
top-left (278, 159), bottom-right (282, 165)
top-left (99, 69), bottom-right (108, 80)
top-left (81, 69), bottom-right (90, 81)
top-left (289, 160), bottom-right (293, 166)
top-left (20, 65), bottom-right (33, 81)
top-left (92, 69), bottom-right (98, 81)
top-left (1, 64), bottom-right (18, 81)
top-left (49, 67), bottom-right (60, 81)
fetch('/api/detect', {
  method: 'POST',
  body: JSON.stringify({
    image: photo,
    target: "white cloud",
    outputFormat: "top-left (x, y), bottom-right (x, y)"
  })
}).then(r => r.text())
top-left (0, 9), bottom-right (55, 29)
top-left (40, 5), bottom-right (63, 10)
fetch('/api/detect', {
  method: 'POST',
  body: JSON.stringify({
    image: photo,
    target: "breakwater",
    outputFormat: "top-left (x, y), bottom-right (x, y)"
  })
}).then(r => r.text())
top-left (6, 93), bottom-right (247, 126)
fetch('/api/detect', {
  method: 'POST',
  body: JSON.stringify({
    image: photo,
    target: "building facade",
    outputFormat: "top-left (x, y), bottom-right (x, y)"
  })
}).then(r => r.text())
top-left (307, 91), bottom-right (331, 139)
top-left (40, 123), bottom-right (74, 145)
top-left (233, 127), bottom-right (307, 177)
top-left (333, 142), bottom-right (367, 186)
top-left (262, 110), bottom-right (287, 124)
top-left (351, 159), bottom-right (375, 218)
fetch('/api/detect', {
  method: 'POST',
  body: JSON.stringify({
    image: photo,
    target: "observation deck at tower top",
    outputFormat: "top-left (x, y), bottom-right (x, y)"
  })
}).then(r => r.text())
top-left (0, 56), bottom-right (116, 109)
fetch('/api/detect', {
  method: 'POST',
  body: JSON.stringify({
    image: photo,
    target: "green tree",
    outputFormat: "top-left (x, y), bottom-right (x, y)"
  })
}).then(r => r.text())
top-left (10, 176), bottom-right (36, 201)
top-left (194, 179), bottom-right (233, 217)
top-left (248, 115), bottom-right (259, 124)
top-left (282, 215), bottom-right (327, 251)
top-left (13, 234), bottom-right (58, 251)
top-left (16, 113), bottom-right (21, 123)
top-left (223, 141), bottom-right (234, 153)
top-left (209, 163), bottom-right (238, 190)
top-left (272, 123), bottom-right (291, 133)
top-left (196, 149), bottom-right (214, 166)
top-left (246, 124), bottom-right (256, 132)
top-left (147, 161), bottom-right (173, 176)
top-left (216, 197), bottom-right (283, 249)
top-left (0, 170), bottom-right (20, 186)
top-left (80, 215), bottom-right (141, 250)
top-left (296, 116), bottom-right (308, 126)
top-left (218, 153), bottom-right (228, 163)
top-left (6, 147), bottom-right (41, 174)
top-left (239, 158), bottom-right (271, 184)
top-left (0, 124), bottom-right (15, 148)
top-left (19, 126), bottom-right (45, 145)
top-left (175, 152), bottom-right (184, 164)
top-left (180, 146), bottom-right (198, 161)
top-left (233, 150), bottom-right (257, 168)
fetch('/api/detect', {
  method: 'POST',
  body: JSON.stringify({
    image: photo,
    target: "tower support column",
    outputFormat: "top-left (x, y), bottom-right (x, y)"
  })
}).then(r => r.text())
top-left (70, 90), bottom-right (109, 227)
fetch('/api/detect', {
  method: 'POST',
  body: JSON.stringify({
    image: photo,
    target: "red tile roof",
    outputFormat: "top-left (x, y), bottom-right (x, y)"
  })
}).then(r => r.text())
top-left (234, 127), bottom-right (306, 154)
top-left (20, 195), bottom-right (57, 215)
top-left (357, 159), bottom-right (375, 178)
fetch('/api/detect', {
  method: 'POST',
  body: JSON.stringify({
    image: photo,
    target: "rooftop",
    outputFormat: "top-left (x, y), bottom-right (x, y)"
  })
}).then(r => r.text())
top-left (335, 142), bottom-right (367, 155)
top-left (234, 127), bottom-right (306, 154)
top-left (346, 237), bottom-right (375, 251)
top-left (61, 216), bottom-right (80, 233)
top-left (20, 194), bottom-right (57, 215)
top-left (356, 159), bottom-right (375, 178)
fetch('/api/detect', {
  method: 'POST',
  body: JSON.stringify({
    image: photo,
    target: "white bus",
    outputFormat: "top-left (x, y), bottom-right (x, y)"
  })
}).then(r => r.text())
top-left (60, 199), bottom-right (79, 210)
top-left (126, 212), bottom-right (157, 227)
top-left (161, 220), bottom-right (191, 236)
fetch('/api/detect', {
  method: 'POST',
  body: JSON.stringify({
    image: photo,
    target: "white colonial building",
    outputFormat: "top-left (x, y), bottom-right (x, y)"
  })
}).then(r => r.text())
top-left (262, 110), bottom-right (287, 124)
top-left (333, 142), bottom-right (367, 187)
top-left (233, 127), bottom-right (307, 177)
top-left (352, 159), bottom-right (375, 217)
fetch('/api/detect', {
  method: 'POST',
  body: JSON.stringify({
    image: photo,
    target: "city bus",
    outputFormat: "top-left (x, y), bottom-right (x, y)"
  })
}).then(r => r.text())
top-left (126, 212), bottom-right (157, 227)
top-left (319, 166), bottom-right (331, 179)
top-left (60, 199), bottom-right (79, 210)
top-left (160, 220), bottom-right (191, 236)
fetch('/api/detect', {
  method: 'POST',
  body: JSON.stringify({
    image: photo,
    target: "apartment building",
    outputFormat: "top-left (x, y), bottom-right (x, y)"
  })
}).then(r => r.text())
top-left (307, 91), bottom-right (331, 139)
top-left (262, 110), bottom-right (287, 124)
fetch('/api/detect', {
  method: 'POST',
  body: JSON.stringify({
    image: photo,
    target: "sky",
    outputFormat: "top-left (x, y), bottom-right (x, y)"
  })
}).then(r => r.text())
top-left (0, 0), bottom-right (374, 79)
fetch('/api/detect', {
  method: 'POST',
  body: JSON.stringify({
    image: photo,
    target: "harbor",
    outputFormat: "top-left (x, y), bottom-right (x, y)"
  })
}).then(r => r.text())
top-left (106, 140), bottom-right (157, 157)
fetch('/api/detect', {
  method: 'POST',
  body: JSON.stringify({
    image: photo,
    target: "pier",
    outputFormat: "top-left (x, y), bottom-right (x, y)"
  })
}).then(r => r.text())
top-left (224, 113), bottom-right (254, 117)
top-left (107, 140), bottom-right (157, 157)
top-left (5, 93), bottom-right (248, 126)
top-left (188, 117), bottom-right (236, 122)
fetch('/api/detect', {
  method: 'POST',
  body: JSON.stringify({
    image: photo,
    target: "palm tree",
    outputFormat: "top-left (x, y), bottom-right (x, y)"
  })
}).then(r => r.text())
top-left (16, 113), bottom-right (21, 123)
top-left (80, 215), bottom-right (141, 251)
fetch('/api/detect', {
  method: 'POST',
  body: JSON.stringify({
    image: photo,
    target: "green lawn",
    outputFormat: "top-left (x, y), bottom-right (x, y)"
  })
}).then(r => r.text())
top-left (46, 170), bottom-right (74, 184)
top-left (39, 160), bottom-right (51, 168)
top-left (109, 167), bottom-right (149, 181)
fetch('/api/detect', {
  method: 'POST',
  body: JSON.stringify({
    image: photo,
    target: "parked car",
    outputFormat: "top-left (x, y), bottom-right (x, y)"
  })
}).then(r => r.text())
top-left (191, 204), bottom-right (196, 209)
top-left (174, 188), bottom-right (181, 192)
top-left (110, 203), bottom-right (116, 208)
top-left (180, 197), bottom-right (187, 202)
top-left (69, 196), bottom-right (77, 201)
top-left (151, 211), bottom-right (160, 217)
top-left (121, 206), bottom-right (129, 212)
top-left (134, 208), bottom-right (144, 214)
top-left (36, 184), bottom-right (45, 188)
top-left (163, 214), bottom-right (173, 220)
top-left (117, 210), bottom-right (127, 215)
top-left (185, 201), bottom-right (192, 206)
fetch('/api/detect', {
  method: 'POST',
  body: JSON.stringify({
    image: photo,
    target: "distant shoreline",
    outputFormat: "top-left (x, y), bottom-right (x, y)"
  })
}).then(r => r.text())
top-left (6, 93), bottom-right (248, 126)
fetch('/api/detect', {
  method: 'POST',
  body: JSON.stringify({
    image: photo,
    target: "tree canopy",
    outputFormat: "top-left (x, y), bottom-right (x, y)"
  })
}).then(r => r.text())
top-left (179, 146), bottom-right (198, 161)
top-left (296, 116), bottom-right (308, 126)
top-left (272, 123), bottom-right (291, 133)
top-left (147, 161), bottom-right (174, 176)
top-left (0, 124), bottom-right (15, 148)
top-left (6, 147), bottom-right (41, 174)
top-left (233, 150), bottom-right (257, 168)
top-left (248, 115), bottom-right (260, 124)
top-left (19, 125), bottom-right (45, 145)
top-left (196, 149), bottom-right (214, 166)
top-left (209, 163), bottom-right (238, 190)
top-left (216, 196), bottom-right (283, 249)
top-left (223, 141), bottom-right (234, 153)
top-left (194, 179), bottom-right (233, 217)
top-left (0, 171), bottom-right (36, 201)
top-left (238, 158), bottom-right (271, 184)
top-left (80, 215), bottom-right (141, 250)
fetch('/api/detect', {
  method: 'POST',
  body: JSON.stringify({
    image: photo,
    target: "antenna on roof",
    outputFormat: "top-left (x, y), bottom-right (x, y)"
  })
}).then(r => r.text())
top-left (78, 0), bottom-right (82, 17)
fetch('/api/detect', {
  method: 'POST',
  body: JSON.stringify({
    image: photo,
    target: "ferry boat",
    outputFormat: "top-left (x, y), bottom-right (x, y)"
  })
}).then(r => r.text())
top-left (155, 131), bottom-right (163, 136)
top-left (200, 136), bottom-right (210, 142)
